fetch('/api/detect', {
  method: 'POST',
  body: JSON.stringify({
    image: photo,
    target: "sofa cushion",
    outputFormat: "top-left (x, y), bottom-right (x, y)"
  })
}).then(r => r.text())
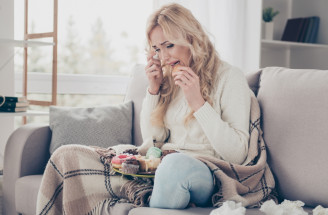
top-left (257, 67), bottom-right (328, 207)
top-left (49, 101), bottom-right (133, 154)
top-left (15, 175), bottom-right (43, 215)
top-left (100, 203), bottom-right (134, 215)
top-left (128, 207), bottom-right (284, 215)
top-left (129, 207), bottom-right (214, 215)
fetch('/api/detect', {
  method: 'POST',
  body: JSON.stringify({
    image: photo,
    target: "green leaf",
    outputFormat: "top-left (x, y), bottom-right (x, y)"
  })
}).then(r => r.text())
top-left (262, 7), bottom-right (279, 22)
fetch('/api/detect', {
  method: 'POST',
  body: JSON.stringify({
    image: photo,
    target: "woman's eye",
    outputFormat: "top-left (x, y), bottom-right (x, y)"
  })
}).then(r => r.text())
top-left (167, 44), bottom-right (174, 48)
top-left (155, 48), bottom-right (160, 52)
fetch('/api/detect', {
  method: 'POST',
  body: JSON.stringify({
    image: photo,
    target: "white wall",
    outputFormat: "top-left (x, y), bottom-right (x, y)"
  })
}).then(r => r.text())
top-left (0, 0), bottom-right (15, 167)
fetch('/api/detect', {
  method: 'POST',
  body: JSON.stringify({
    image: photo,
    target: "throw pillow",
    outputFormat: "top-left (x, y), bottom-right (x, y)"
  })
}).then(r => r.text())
top-left (49, 101), bottom-right (133, 154)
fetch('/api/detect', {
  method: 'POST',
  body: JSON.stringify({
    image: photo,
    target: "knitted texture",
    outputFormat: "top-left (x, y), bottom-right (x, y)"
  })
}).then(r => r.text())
top-left (140, 61), bottom-right (251, 164)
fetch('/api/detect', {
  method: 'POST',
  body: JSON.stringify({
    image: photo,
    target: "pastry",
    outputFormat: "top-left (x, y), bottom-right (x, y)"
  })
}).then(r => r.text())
top-left (121, 158), bottom-right (140, 174)
top-left (146, 147), bottom-right (162, 159)
top-left (111, 154), bottom-right (135, 169)
top-left (137, 156), bottom-right (161, 173)
top-left (172, 64), bottom-right (181, 78)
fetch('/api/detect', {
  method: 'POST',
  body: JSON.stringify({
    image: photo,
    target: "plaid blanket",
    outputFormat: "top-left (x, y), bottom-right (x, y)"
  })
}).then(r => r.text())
top-left (36, 92), bottom-right (276, 214)
top-left (36, 144), bottom-right (128, 215)
top-left (196, 92), bottom-right (276, 207)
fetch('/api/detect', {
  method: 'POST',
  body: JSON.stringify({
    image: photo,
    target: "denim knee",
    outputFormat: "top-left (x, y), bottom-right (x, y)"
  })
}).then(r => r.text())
top-left (150, 153), bottom-right (214, 208)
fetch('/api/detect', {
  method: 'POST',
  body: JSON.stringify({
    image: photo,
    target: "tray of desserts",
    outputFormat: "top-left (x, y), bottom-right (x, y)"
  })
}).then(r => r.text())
top-left (111, 147), bottom-right (177, 178)
top-left (112, 167), bottom-right (155, 178)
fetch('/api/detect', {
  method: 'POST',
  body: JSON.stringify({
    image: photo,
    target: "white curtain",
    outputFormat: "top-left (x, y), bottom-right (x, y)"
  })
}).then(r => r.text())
top-left (153, 0), bottom-right (262, 72)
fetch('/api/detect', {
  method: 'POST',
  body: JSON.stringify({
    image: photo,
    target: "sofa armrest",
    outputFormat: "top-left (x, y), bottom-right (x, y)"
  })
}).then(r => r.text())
top-left (3, 123), bottom-right (51, 215)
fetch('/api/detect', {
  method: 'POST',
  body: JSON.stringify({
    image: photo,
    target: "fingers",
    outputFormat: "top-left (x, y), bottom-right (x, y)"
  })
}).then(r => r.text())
top-left (174, 72), bottom-right (191, 85)
top-left (145, 55), bottom-right (161, 76)
top-left (147, 51), bottom-right (159, 60)
top-left (146, 57), bottom-right (161, 72)
top-left (145, 55), bottom-right (163, 84)
top-left (147, 51), bottom-right (155, 61)
top-left (145, 57), bottom-right (162, 78)
top-left (173, 67), bottom-right (199, 87)
top-left (147, 52), bottom-right (160, 63)
top-left (146, 59), bottom-right (160, 70)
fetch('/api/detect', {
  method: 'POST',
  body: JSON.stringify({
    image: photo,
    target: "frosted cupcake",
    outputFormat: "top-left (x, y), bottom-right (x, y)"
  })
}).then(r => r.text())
top-left (121, 158), bottom-right (140, 174)
top-left (146, 147), bottom-right (162, 159)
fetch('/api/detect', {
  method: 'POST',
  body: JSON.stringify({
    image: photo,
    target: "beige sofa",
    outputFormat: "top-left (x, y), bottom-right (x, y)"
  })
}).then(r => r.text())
top-left (3, 65), bottom-right (328, 215)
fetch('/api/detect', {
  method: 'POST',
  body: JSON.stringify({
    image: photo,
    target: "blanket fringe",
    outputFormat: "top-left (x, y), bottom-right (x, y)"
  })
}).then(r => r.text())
top-left (120, 178), bottom-right (153, 207)
top-left (93, 146), bottom-right (116, 166)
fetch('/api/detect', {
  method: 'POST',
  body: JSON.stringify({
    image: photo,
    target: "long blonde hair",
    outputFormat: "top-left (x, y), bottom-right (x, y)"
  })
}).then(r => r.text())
top-left (146, 3), bottom-right (221, 127)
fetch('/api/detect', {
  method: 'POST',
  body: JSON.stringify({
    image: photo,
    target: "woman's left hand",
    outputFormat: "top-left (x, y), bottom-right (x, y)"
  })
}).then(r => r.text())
top-left (172, 66), bottom-right (205, 111)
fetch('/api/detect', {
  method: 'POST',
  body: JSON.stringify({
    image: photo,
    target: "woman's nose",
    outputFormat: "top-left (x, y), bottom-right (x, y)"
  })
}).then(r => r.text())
top-left (160, 49), bottom-right (170, 62)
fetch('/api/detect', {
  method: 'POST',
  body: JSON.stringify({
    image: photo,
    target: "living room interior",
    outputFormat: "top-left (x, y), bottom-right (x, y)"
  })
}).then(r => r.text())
top-left (0, 0), bottom-right (328, 214)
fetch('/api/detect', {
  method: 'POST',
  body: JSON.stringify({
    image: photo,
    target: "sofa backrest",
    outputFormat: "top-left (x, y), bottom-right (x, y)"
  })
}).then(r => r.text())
top-left (126, 64), bottom-right (328, 208)
top-left (246, 67), bottom-right (328, 208)
top-left (124, 64), bottom-right (148, 146)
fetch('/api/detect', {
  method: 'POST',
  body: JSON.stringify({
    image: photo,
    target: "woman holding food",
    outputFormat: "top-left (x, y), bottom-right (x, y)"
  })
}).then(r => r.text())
top-left (140, 3), bottom-right (252, 209)
top-left (36, 3), bottom-right (275, 214)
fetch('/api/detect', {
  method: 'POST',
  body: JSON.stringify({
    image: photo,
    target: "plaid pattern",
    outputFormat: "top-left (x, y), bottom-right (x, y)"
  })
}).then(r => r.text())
top-left (196, 92), bottom-right (276, 207)
top-left (36, 145), bottom-right (130, 215)
top-left (37, 92), bottom-right (275, 214)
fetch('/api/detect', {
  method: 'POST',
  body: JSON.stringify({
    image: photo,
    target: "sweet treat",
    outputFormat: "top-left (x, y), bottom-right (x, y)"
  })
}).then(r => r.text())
top-left (121, 158), bottom-right (140, 174)
top-left (146, 147), bottom-right (162, 159)
top-left (172, 64), bottom-right (181, 77)
top-left (111, 154), bottom-right (135, 169)
top-left (137, 156), bottom-right (161, 173)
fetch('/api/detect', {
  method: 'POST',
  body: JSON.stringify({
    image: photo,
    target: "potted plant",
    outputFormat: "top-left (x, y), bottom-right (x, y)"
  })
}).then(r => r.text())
top-left (262, 7), bottom-right (279, 40)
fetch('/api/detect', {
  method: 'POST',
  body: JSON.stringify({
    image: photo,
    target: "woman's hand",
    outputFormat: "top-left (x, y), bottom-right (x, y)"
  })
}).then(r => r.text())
top-left (145, 52), bottom-right (163, 95)
top-left (172, 66), bottom-right (205, 111)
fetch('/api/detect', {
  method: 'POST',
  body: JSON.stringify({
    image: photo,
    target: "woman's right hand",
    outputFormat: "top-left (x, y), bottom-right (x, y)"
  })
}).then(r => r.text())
top-left (145, 52), bottom-right (163, 95)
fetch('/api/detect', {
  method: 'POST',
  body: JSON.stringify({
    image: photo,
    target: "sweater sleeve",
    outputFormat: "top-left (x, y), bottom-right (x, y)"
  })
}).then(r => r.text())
top-left (193, 67), bottom-right (251, 164)
top-left (140, 89), bottom-right (169, 144)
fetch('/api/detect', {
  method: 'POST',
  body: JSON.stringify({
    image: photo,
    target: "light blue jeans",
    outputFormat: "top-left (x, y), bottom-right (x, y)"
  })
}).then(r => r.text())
top-left (149, 153), bottom-right (214, 209)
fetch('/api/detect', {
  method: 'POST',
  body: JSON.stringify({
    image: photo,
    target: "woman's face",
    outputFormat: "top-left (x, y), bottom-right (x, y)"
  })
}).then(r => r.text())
top-left (150, 26), bottom-right (191, 67)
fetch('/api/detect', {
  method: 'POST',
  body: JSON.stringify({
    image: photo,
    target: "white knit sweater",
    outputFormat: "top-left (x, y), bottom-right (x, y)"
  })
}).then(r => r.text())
top-left (140, 61), bottom-right (251, 164)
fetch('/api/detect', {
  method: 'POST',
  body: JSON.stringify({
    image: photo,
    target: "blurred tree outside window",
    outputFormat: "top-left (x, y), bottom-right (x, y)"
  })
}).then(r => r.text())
top-left (14, 0), bottom-right (152, 125)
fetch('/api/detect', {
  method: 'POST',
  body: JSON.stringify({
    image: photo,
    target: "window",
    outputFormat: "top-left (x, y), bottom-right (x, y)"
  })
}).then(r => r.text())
top-left (14, 0), bottom-right (152, 124)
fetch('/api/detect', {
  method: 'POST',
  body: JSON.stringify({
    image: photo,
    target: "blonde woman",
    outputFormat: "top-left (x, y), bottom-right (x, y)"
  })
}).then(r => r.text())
top-left (37, 3), bottom-right (274, 214)
top-left (140, 3), bottom-right (251, 209)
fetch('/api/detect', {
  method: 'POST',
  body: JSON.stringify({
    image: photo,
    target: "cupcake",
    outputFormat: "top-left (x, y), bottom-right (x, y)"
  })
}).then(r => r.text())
top-left (138, 156), bottom-right (161, 173)
top-left (111, 154), bottom-right (135, 169)
top-left (146, 147), bottom-right (162, 159)
top-left (121, 158), bottom-right (140, 174)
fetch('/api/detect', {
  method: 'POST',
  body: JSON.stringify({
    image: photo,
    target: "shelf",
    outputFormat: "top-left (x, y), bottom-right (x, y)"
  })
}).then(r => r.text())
top-left (262, 40), bottom-right (328, 49)
top-left (0, 110), bottom-right (49, 117)
top-left (0, 39), bottom-right (55, 47)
